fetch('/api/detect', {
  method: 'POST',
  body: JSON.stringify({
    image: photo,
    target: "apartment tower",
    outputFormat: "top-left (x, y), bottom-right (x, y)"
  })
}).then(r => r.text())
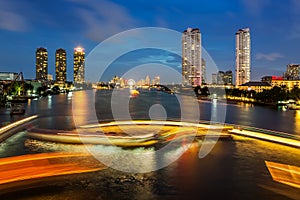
top-left (36, 47), bottom-right (48, 81)
top-left (182, 28), bottom-right (202, 86)
top-left (235, 28), bottom-right (251, 86)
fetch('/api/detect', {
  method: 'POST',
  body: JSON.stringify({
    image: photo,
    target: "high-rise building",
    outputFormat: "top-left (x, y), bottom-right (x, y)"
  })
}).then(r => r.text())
top-left (224, 70), bottom-right (233, 85)
top-left (55, 48), bottom-right (67, 83)
top-left (284, 64), bottom-right (300, 80)
top-left (212, 73), bottom-right (217, 85)
top-left (182, 28), bottom-right (202, 86)
top-left (36, 47), bottom-right (48, 81)
top-left (145, 75), bottom-right (150, 86)
top-left (217, 71), bottom-right (225, 85)
top-left (201, 58), bottom-right (206, 84)
top-left (235, 28), bottom-right (251, 86)
top-left (74, 47), bottom-right (85, 84)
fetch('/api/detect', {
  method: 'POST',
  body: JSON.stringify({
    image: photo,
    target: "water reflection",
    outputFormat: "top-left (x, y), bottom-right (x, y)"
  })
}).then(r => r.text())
top-left (72, 91), bottom-right (96, 126)
top-left (294, 110), bottom-right (300, 134)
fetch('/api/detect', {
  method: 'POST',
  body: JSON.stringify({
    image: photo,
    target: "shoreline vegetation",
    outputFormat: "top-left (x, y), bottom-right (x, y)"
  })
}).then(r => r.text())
top-left (193, 85), bottom-right (300, 108)
top-left (1, 82), bottom-right (299, 109)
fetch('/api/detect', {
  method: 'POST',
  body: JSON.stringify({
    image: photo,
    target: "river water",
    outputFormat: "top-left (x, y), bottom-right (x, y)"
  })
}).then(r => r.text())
top-left (0, 89), bottom-right (299, 199)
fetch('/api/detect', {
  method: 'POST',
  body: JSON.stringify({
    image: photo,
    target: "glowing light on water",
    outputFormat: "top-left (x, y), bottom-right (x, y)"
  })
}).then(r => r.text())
top-left (0, 152), bottom-right (105, 185)
top-left (230, 129), bottom-right (300, 148)
top-left (266, 161), bottom-right (300, 189)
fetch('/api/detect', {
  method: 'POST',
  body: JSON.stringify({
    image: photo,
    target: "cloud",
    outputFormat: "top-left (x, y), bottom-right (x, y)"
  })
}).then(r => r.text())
top-left (138, 54), bottom-right (180, 67)
top-left (0, 1), bottom-right (29, 31)
top-left (242, 0), bottom-right (270, 16)
top-left (68, 0), bottom-right (137, 41)
top-left (255, 52), bottom-right (284, 61)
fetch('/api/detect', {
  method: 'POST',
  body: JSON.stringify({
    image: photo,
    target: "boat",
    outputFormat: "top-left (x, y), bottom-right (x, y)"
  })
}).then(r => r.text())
top-left (286, 100), bottom-right (300, 110)
top-left (287, 103), bottom-right (300, 110)
top-left (10, 103), bottom-right (25, 115)
top-left (130, 89), bottom-right (139, 98)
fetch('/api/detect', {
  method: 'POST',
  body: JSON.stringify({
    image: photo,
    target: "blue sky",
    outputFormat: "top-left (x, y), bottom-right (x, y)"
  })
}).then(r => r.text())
top-left (0, 0), bottom-right (300, 82)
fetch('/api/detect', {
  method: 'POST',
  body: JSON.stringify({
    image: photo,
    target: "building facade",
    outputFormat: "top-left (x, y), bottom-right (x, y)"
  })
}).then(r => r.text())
top-left (55, 48), bottom-right (67, 83)
top-left (271, 79), bottom-right (300, 90)
top-left (74, 47), bottom-right (85, 84)
top-left (239, 82), bottom-right (272, 93)
top-left (0, 72), bottom-right (18, 81)
top-left (182, 28), bottom-right (202, 86)
top-left (201, 58), bottom-right (206, 84)
top-left (217, 71), bottom-right (225, 85)
top-left (261, 76), bottom-right (283, 84)
top-left (36, 47), bottom-right (48, 81)
top-left (284, 64), bottom-right (300, 80)
top-left (224, 70), bottom-right (233, 85)
top-left (211, 73), bottom-right (217, 85)
top-left (235, 28), bottom-right (251, 86)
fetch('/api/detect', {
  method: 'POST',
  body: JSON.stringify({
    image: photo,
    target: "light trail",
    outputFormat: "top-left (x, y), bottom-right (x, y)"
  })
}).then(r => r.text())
top-left (266, 161), bottom-right (300, 189)
top-left (230, 129), bottom-right (300, 148)
top-left (0, 152), bottom-right (106, 185)
top-left (79, 120), bottom-right (230, 130)
top-left (27, 121), bottom-right (232, 146)
top-left (0, 115), bottom-right (37, 134)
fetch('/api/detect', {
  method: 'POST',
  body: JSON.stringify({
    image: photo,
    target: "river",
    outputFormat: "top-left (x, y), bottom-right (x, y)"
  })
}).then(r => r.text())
top-left (0, 89), bottom-right (299, 199)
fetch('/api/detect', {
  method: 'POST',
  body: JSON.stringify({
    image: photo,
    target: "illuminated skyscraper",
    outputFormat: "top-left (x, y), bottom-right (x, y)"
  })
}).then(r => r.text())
top-left (182, 28), bottom-right (202, 86)
top-left (284, 64), bottom-right (300, 80)
top-left (55, 48), bottom-right (67, 83)
top-left (235, 28), bottom-right (251, 86)
top-left (74, 47), bottom-right (85, 84)
top-left (36, 47), bottom-right (48, 81)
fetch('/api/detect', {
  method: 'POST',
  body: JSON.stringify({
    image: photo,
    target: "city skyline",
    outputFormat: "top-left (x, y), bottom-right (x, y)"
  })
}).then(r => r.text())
top-left (1, 0), bottom-right (300, 81)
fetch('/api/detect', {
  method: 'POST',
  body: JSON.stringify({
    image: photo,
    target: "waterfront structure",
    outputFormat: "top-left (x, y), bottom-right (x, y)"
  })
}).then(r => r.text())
top-left (271, 79), bottom-right (300, 91)
top-left (182, 28), bottom-right (202, 86)
top-left (201, 58), bottom-right (206, 84)
top-left (239, 82), bottom-right (272, 93)
top-left (74, 47), bottom-right (85, 84)
top-left (55, 48), bottom-right (67, 84)
top-left (36, 47), bottom-right (48, 81)
top-left (235, 28), bottom-right (251, 86)
top-left (284, 64), bottom-right (300, 80)
top-left (0, 72), bottom-right (18, 81)
top-left (261, 76), bottom-right (283, 84)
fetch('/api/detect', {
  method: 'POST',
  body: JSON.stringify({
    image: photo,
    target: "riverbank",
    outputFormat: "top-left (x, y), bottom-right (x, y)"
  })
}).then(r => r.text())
top-left (197, 95), bottom-right (279, 108)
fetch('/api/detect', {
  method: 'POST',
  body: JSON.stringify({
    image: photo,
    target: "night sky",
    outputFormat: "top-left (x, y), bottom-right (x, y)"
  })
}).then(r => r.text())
top-left (0, 0), bottom-right (300, 82)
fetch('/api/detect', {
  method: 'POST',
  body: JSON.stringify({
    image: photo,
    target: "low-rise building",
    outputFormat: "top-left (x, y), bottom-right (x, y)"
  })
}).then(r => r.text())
top-left (0, 72), bottom-right (18, 81)
top-left (238, 81), bottom-right (272, 92)
top-left (271, 79), bottom-right (300, 90)
top-left (261, 76), bottom-right (283, 84)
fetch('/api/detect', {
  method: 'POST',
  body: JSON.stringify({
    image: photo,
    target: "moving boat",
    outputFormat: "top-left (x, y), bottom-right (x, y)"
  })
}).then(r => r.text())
top-left (130, 89), bottom-right (139, 98)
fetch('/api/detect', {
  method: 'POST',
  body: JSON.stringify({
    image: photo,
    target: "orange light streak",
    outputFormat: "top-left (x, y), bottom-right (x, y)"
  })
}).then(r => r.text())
top-left (0, 152), bottom-right (105, 185)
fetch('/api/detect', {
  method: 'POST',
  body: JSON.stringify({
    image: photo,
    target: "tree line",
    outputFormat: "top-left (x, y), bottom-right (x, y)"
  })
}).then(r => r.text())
top-left (195, 86), bottom-right (300, 105)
